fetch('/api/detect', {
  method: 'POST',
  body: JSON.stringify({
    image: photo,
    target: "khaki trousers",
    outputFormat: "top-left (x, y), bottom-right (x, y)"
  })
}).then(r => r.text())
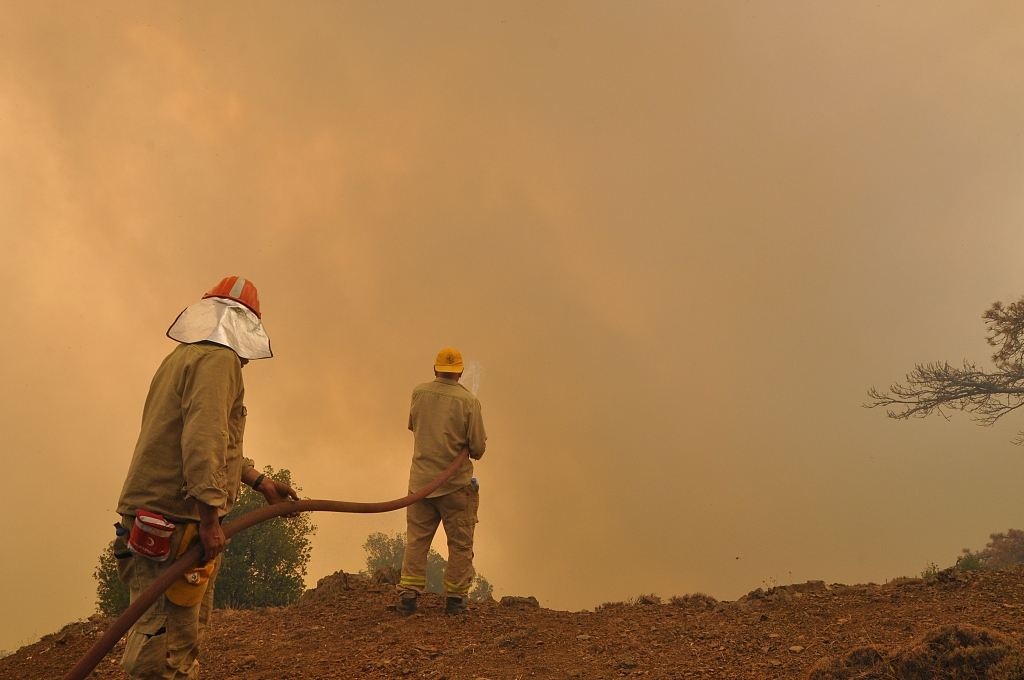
top-left (116, 516), bottom-right (220, 680)
top-left (399, 484), bottom-right (479, 600)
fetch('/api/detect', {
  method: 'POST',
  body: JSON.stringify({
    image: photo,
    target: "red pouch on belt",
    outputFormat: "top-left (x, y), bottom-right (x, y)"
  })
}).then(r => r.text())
top-left (128, 510), bottom-right (176, 561)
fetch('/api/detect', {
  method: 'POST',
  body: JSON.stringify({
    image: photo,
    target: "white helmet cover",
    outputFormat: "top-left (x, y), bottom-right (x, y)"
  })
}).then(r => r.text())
top-left (166, 298), bottom-right (273, 360)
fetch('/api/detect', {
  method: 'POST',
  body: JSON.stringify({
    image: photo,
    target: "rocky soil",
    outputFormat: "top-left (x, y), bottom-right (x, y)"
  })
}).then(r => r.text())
top-left (6, 567), bottom-right (1024, 679)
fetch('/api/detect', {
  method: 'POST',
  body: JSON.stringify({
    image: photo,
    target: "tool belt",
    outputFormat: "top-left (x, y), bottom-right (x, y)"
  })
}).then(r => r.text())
top-left (127, 510), bottom-right (175, 561)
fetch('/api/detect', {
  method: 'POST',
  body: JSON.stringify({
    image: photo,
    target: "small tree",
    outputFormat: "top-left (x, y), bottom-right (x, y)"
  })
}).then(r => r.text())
top-left (363, 531), bottom-right (409, 575)
top-left (868, 297), bottom-right (1024, 442)
top-left (468, 575), bottom-right (494, 602)
top-left (95, 541), bottom-right (130, 617)
top-left (362, 531), bottom-right (494, 597)
top-left (977, 529), bottom-right (1024, 570)
top-left (948, 530), bottom-right (1024, 573)
top-left (215, 467), bottom-right (315, 608)
top-left (363, 531), bottom-right (447, 592)
top-left (93, 466), bottom-right (314, 614)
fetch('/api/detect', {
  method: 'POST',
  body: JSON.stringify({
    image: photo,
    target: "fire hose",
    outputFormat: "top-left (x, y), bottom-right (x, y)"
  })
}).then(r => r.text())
top-left (63, 449), bottom-right (470, 680)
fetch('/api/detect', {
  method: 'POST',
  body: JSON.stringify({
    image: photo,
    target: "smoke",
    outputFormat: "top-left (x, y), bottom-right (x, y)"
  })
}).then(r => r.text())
top-left (3, 0), bottom-right (1024, 654)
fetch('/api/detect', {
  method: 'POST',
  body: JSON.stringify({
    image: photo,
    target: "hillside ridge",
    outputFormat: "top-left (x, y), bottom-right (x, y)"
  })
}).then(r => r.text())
top-left (5, 567), bottom-right (1024, 679)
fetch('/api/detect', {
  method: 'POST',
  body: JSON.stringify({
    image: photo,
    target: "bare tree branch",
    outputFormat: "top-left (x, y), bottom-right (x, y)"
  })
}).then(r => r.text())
top-left (866, 297), bottom-right (1024, 443)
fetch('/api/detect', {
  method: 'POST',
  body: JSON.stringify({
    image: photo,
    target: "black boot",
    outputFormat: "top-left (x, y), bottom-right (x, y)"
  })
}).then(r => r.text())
top-left (397, 593), bottom-right (417, 615)
top-left (445, 597), bottom-right (467, 616)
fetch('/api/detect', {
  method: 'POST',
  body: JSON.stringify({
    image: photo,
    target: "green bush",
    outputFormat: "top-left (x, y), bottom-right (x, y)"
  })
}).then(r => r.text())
top-left (955, 549), bottom-right (985, 572)
top-left (214, 467), bottom-right (315, 609)
top-left (469, 575), bottom-right (495, 602)
top-left (94, 542), bottom-right (130, 617)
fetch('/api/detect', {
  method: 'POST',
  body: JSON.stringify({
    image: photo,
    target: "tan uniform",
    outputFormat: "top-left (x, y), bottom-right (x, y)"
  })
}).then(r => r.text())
top-left (116, 341), bottom-right (253, 679)
top-left (407, 378), bottom-right (486, 497)
top-left (400, 377), bottom-right (486, 600)
top-left (118, 342), bottom-right (254, 522)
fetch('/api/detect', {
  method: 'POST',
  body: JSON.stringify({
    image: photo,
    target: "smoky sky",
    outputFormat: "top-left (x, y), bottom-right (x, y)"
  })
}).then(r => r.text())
top-left (4, 1), bottom-right (1024, 652)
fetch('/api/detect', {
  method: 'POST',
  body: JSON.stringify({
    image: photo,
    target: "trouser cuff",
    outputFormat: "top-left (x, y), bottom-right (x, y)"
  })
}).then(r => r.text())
top-left (398, 575), bottom-right (426, 595)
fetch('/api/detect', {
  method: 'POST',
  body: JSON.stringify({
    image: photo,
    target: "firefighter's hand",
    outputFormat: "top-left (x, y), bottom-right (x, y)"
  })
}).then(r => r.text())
top-left (258, 479), bottom-right (300, 516)
top-left (198, 519), bottom-right (227, 562)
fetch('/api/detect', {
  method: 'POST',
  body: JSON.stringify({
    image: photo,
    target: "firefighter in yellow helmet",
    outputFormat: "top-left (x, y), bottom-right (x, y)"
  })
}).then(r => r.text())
top-left (113, 276), bottom-right (298, 679)
top-left (397, 347), bottom-right (487, 615)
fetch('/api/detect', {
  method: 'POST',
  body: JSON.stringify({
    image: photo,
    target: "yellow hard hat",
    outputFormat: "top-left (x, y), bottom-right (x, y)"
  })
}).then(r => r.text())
top-left (434, 347), bottom-right (464, 373)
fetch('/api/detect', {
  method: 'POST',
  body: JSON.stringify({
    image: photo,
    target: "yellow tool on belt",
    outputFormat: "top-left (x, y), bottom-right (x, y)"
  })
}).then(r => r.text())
top-left (164, 524), bottom-right (218, 607)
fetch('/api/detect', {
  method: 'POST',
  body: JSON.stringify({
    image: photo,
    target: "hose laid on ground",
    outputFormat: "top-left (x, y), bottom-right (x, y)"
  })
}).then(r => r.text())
top-left (63, 450), bottom-right (470, 680)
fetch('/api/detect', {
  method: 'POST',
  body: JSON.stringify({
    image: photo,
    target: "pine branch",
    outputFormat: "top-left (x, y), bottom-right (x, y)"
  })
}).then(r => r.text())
top-left (866, 360), bottom-right (1024, 426)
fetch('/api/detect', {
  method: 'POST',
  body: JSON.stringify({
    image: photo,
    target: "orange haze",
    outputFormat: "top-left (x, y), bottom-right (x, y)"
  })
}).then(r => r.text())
top-left (3, 1), bottom-right (1024, 653)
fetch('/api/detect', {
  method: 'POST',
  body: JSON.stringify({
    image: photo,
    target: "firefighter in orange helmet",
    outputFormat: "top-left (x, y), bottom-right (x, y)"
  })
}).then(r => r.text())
top-left (113, 276), bottom-right (297, 679)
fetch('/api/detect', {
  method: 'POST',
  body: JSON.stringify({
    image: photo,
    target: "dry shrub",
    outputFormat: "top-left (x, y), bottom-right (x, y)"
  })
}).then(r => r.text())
top-left (629, 594), bottom-right (662, 605)
top-left (807, 624), bottom-right (1024, 680)
top-left (298, 569), bottom-right (370, 607)
top-left (807, 646), bottom-right (889, 680)
top-left (895, 625), bottom-right (1024, 679)
top-left (498, 595), bottom-right (540, 609)
top-left (807, 646), bottom-right (891, 680)
top-left (670, 593), bottom-right (718, 610)
top-left (595, 601), bottom-right (626, 611)
top-left (371, 565), bottom-right (400, 585)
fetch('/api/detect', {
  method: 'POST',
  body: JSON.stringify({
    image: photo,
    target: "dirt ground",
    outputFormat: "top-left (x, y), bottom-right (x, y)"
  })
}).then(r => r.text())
top-left (6, 567), bottom-right (1024, 680)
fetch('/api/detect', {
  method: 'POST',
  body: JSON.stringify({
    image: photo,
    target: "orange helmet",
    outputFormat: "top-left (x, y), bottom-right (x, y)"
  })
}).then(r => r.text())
top-left (202, 276), bottom-right (262, 318)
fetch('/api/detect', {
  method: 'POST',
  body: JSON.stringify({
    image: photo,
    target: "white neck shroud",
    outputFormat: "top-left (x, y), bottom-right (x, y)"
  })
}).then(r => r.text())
top-left (166, 298), bottom-right (273, 360)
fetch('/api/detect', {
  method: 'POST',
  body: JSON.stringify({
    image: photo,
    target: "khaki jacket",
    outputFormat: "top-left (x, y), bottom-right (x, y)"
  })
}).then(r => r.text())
top-left (408, 377), bottom-right (487, 498)
top-left (117, 342), bottom-right (254, 522)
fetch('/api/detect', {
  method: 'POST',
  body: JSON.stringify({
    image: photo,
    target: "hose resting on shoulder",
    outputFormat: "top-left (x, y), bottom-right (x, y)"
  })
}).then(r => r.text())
top-left (63, 450), bottom-right (470, 680)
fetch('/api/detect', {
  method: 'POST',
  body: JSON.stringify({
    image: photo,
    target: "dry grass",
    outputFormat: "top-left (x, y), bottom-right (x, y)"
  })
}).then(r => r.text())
top-left (807, 624), bottom-right (1024, 680)
top-left (669, 592), bottom-right (718, 610)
